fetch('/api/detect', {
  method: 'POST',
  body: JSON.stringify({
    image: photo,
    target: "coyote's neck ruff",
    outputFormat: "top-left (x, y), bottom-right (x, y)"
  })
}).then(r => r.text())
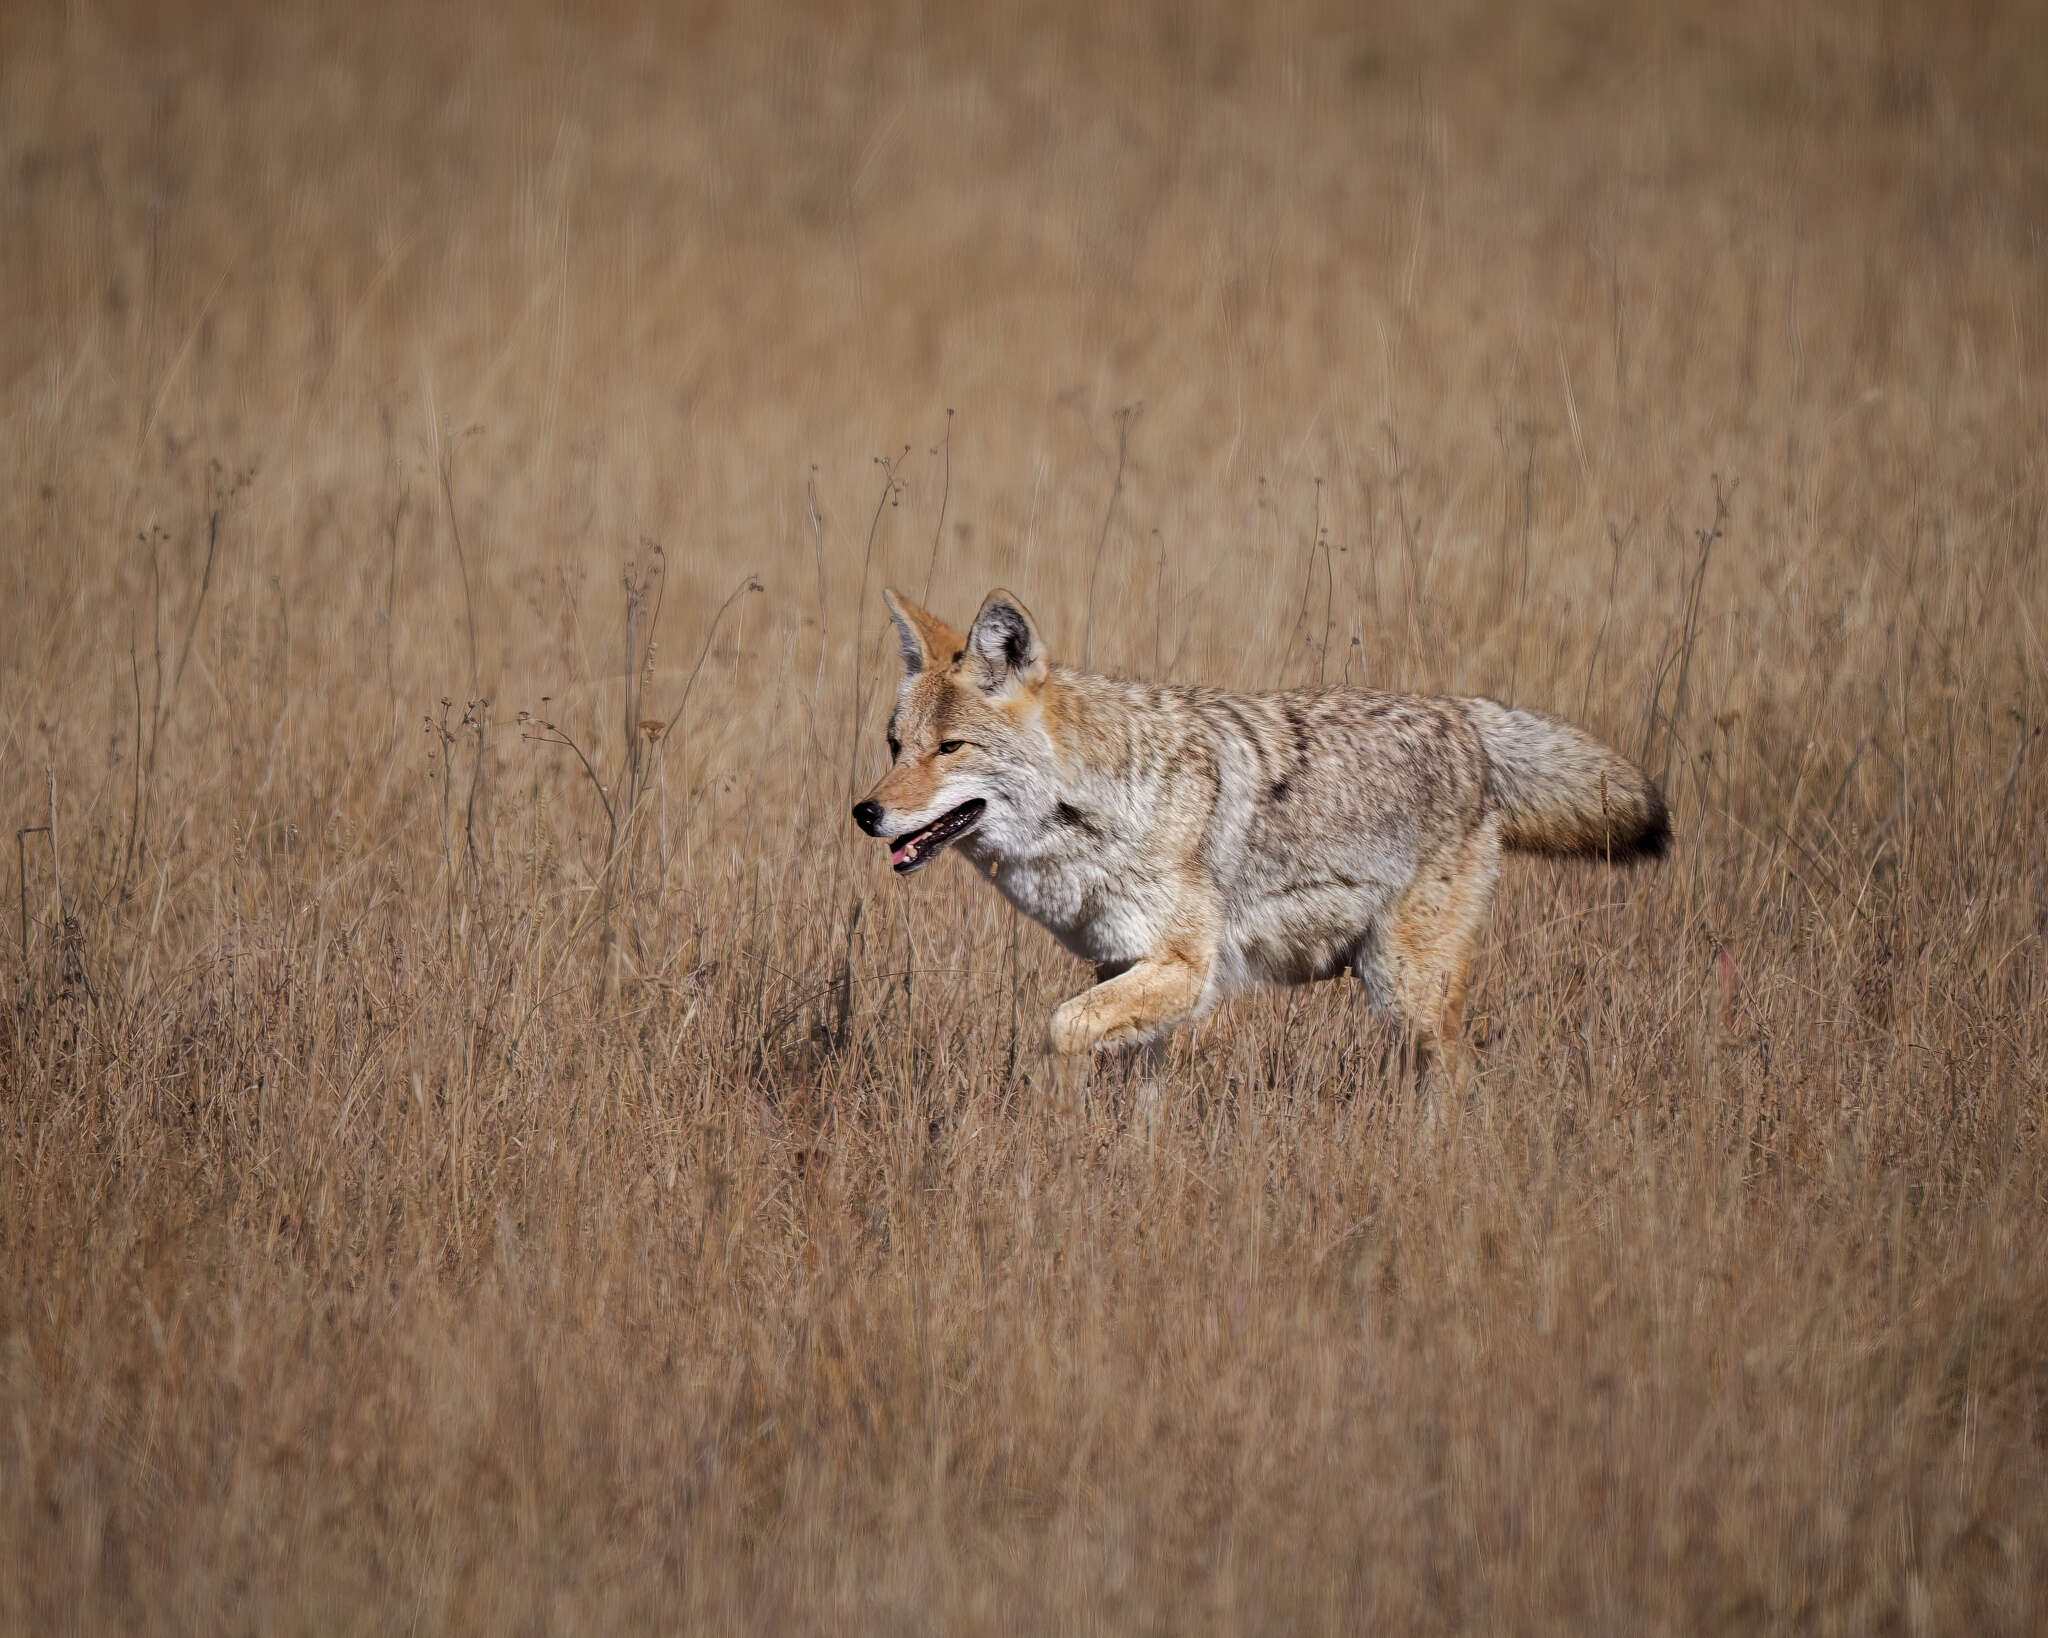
top-left (853, 588), bottom-right (1669, 1068)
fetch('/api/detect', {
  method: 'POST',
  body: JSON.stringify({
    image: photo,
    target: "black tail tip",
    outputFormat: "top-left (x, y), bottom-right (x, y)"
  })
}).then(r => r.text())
top-left (1632, 783), bottom-right (1673, 861)
top-left (1579, 780), bottom-right (1671, 863)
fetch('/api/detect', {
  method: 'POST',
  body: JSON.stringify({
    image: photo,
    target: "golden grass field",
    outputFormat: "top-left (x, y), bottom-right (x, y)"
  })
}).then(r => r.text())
top-left (4, 0), bottom-right (2046, 1629)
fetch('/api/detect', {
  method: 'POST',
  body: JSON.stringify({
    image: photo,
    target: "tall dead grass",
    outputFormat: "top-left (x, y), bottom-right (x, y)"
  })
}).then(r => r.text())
top-left (3, 1), bottom-right (2045, 1630)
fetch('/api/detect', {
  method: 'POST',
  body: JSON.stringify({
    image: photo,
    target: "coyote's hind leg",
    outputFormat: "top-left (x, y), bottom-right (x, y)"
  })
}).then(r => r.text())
top-left (1385, 819), bottom-right (1502, 1088)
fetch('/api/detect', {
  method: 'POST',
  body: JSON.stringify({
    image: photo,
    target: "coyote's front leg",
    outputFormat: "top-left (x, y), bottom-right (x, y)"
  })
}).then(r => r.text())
top-left (1049, 950), bottom-right (1211, 1057)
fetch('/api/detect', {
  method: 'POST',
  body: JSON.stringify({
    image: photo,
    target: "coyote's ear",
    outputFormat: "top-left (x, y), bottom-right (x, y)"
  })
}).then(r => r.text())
top-left (966, 588), bottom-right (1047, 692)
top-left (883, 588), bottom-right (963, 677)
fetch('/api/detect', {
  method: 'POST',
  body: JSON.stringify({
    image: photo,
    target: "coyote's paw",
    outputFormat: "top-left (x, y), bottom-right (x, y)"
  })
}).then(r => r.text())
top-left (1050, 993), bottom-right (1157, 1056)
top-left (1048, 997), bottom-right (1096, 1058)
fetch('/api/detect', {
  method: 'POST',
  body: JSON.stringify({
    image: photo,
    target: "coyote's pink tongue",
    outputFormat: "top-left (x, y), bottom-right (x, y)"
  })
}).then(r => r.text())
top-left (884, 799), bottom-right (985, 875)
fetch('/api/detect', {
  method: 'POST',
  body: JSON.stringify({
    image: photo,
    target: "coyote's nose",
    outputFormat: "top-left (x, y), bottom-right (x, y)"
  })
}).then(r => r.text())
top-left (852, 800), bottom-right (885, 836)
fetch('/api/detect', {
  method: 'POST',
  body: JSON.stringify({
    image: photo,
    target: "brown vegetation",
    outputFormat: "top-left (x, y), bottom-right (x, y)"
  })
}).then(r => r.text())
top-left (4, 1), bottom-right (2046, 1629)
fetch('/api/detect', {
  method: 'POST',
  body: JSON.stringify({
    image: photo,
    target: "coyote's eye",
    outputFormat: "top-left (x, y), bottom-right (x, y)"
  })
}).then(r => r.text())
top-left (886, 734), bottom-right (901, 761)
top-left (939, 740), bottom-right (967, 755)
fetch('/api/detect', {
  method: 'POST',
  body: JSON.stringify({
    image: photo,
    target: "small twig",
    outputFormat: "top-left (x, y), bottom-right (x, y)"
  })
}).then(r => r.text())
top-left (807, 466), bottom-right (829, 641)
top-left (1822, 736), bottom-right (1872, 830)
top-left (381, 404), bottom-right (408, 708)
top-left (832, 897), bottom-right (864, 1051)
top-left (464, 697), bottom-right (490, 891)
top-left (16, 826), bottom-right (48, 973)
top-left (1988, 717), bottom-right (2038, 868)
top-left (1006, 902), bottom-right (1021, 1087)
top-left (1290, 476), bottom-right (1325, 681)
top-left (806, 467), bottom-right (832, 721)
top-left (44, 768), bottom-right (62, 932)
top-left (18, 771), bottom-right (75, 986)
top-left (131, 466), bottom-right (248, 882)
top-left (1082, 404), bottom-right (1138, 671)
top-left (433, 421), bottom-right (482, 693)
top-left (120, 641), bottom-right (144, 893)
top-left (848, 453), bottom-right (907, 805)
top-left (1507, 438), bottom-right (1535, 708)
top-left (522, 720), bottom-right (615, 834)
top-left (170, 462), bottom-right (236, 700)
top-left (1152, 529), bottom-right (1169, 677)
top-left (429, 701), bottom-right (458, 959)
top-left (655, 572), bottom-right (764, 755)
top-left (1319, 527), bottom-right (1336, 686)
top-left (1658, 479), bottom-right (1733, 788)
top-left (138, 526), bottom-right (167, 870)
top-left (1579, 515), bottom-right (1633, 723)
top-left (922, 408), bottom-right (954, 604)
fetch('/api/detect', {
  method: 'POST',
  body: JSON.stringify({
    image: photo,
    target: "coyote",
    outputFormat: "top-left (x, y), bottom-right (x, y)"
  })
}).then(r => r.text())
top-left (852, 588), bottom-right (1668, 1074)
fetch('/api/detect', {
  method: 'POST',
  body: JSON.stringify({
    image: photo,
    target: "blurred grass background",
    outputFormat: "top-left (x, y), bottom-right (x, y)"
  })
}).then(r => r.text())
top-left (3, 1), bottom-right (2046, 1630)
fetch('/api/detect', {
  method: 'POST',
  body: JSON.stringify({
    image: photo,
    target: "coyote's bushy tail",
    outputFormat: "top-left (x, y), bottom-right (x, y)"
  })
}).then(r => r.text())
top-left (1465, 699), bottom-right (1671, 861)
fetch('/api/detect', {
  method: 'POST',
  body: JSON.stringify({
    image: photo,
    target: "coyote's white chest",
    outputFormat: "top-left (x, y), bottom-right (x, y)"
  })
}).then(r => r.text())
top-left (968, 842), bottom-right (1163, 969)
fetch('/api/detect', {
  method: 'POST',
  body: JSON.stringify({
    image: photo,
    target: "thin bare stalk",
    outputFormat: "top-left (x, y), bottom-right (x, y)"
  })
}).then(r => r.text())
top-left (16, 824), bottom-right (49, 973)
top-left (922, 408), bottom-right (954, 604)
top-left (1290, 476), bottom-right (1324, 682)
top-left (1082, 404), bottom-right (1137, 671)
top-left (434, 426), bottom-right (482, 695)
top-left (847, 453), bottom-right (906, 806)
top-left (1507, 439), bottom-right (1535, 708)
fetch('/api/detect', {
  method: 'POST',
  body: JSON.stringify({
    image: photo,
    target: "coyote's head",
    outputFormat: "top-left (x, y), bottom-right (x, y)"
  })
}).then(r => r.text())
top-left (851, 587), bottom-right (1057, 874)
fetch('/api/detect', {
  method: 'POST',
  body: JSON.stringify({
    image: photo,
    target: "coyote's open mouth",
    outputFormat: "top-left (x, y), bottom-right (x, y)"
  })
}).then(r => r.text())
top-left (889, 799), bottom-right (986, 874)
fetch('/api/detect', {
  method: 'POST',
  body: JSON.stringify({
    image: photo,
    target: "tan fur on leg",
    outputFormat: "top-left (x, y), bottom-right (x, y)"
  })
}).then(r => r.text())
top-left (1386, 817), bottom-right (1501, 1080)
top-left (1049, 953), bottom-right (1210, 1056)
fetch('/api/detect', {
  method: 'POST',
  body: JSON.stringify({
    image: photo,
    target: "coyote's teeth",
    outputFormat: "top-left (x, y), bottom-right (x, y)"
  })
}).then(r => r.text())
top-left (875, 798), bottom-right (985, 875)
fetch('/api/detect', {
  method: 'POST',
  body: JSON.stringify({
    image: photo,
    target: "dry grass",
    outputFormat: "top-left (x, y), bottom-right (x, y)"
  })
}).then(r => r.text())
top-left (4, 0), bottom-right (2047, 1630)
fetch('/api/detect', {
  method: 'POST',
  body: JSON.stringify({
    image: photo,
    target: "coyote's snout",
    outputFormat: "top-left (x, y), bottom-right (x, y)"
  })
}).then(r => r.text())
top-left (854, 587), bottom-right (1669, 1075)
